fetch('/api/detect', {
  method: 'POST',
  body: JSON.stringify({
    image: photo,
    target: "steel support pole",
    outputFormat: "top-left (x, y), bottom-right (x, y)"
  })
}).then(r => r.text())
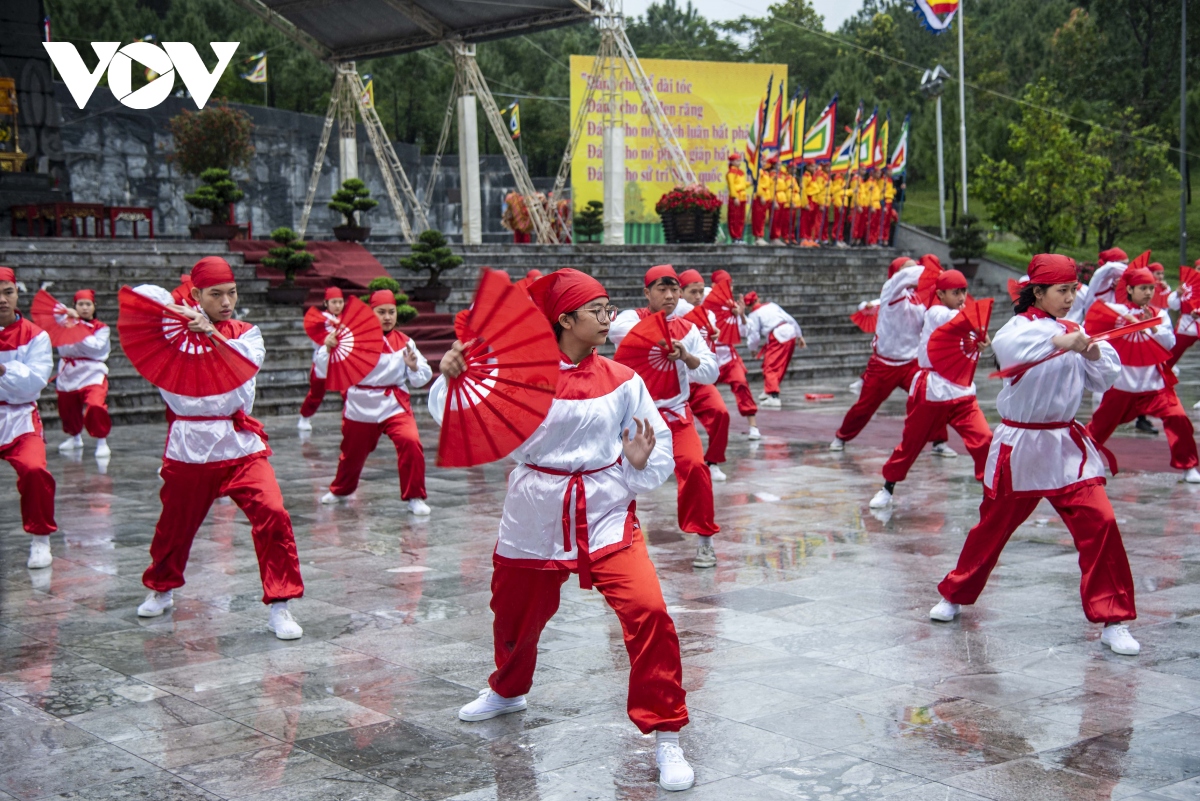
top-left (936, 95), bottom-right (946, 239)
top-left (457, 94), bottom-right (483, 245)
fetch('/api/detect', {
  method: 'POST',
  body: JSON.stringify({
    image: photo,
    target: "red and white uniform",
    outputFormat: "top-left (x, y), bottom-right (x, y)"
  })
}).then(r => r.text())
top-left (701, 286), bottom-right (756, 419)
top-left (55, 318), bottom-right (112, 439)
top-left (0, 314), bottom-right (56, 535)
top-left (680, 297), bottom-right (733, 465)
top-left (1166, 290), bottom-right (1199, 370)
top-left (316, 329), bottom-right (432, 500)
top-left (1086, 303), bottom-right (1198, 470)
top-left (428, 351), bottom-right (688, 734)
top-left (611, 302), bottom-right (720, 536)
top-left (745, 301), bottom-right (801, 395)
top-left (1069, 261), bottom-right (1124, 324)
top-left (938, 308), bottom-right (1136, 623)
top-left (134, 284), bottom-right (303, 605)
top-left (299, 340), bottom-right (328, 419)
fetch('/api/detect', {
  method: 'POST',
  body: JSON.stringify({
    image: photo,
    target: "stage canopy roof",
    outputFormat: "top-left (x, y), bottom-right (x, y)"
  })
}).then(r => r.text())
top-left (254, 0), bottom-right (598, 60)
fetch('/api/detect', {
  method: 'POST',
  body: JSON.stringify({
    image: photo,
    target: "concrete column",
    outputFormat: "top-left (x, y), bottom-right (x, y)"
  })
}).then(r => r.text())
top-left (602, 125), bottom-right (625, 245)
top-left (457, 94), bottom-right (482, 245)
top-left (339, 135), bottom-right (358, 182)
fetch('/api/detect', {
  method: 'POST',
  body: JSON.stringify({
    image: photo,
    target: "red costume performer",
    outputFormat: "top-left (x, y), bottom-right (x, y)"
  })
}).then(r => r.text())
top-left (744, 292), bottom-right (804, 406)
top-left (1165, 263), bottom-right (1200, 372)
top-left (298, 287), bottom-right (344, 429)
top-left (318, 290), bottom-right (434, 512)
top-left (0, 266), bottom-right (57, 570)
top-left (706, 270), bottom-right (758, 437)
top-left (132, 258), bottom-right (305, 638)
top-left (725, 153), bottom-right (748, 243)
top-left (932, 254), bottom-right (1140, 656)
top-left (678, 269), bottom-right (732, 478)
top-left (54, 289), bottom-right (112, 457)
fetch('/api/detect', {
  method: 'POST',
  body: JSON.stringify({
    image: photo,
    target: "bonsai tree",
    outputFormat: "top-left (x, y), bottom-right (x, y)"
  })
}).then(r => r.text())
top-left (361, 276), bottom-right (419, 324)
top-left (573, 200), bottom-right (604, 243)
top-left (400, 230), bottom-right (463, 289)
top-left (949, 213), bottom-right (988, 269)
top-left (328, 178), bottom-right (379, 228)
top-left (260, 227), bottom-right (315, 286)
top-left (184, 168), bottom-right (244, 225)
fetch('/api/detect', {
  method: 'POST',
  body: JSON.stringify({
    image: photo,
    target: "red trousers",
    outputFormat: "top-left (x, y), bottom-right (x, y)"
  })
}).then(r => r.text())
top-left (866, 208), bottom-right (882, 245)
top-left (719, 358), bottom-right (757, 417)
top-left (2, 432), bottom-right (56, 535)
top-left (299, 368), bottom-right (326, 419)
top-left (663, 408), bottom-right (719, 535)
top-left (727, 199), bottom-right (746, 241)
top-left (882, 394), bottom-right (992, 483)
top-left (689, 383), bottom-right (730, 464)
top-left (771, 207), bottom-right (793, 242)
top-left (938, 483), bottom-right (1136, 624)
top-left (1086, 387), bottom-right (1199, 470)
top-left (851, 209), bottom-right (868, 241)
top-left (145, 455), bottom-right (304, 604)
top-left (750, 198), bottom-right (769, 239)
top-left (330, 411), bottom-right (427, 500)
top-left (832, 206), bottom-right (847, 242)
top-left (57, 381), bottom-right (111, 438)
top-left (513, 230), bottom-right (532, 244)
top-left (761, 336), bottom-right (796, 394)
top-left (836, 357), bottom-right (948, 444)
top-left (1166, 334), bottom-right (1198, 371)
top-left (488, 531), bottom-right (688, 733)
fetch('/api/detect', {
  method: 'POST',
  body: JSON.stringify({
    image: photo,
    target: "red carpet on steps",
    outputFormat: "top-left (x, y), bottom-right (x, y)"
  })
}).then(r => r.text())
top-left (228, 240), bottom-right (390, 305)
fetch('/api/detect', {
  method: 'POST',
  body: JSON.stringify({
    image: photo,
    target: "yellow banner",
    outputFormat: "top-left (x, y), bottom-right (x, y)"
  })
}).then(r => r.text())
top-left (569, 56), bottom-right (786, 222)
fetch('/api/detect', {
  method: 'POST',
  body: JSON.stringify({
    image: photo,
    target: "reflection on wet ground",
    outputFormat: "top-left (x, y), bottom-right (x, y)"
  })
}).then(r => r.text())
top-left (2, 369), bottom-right (1200, 800)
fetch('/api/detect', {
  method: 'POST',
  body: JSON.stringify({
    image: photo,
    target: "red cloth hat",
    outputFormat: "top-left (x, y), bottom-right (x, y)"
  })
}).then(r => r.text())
top-left (1027, 254), bottom-right (1078, 285)
top-left (678, 269), bottom-right (704, 286)
top-left (528, 268), bottom-right (608, 324)
top-left (888, 257), bottom-right (914, 278)
top-left (1098, 247), bottom-right (1128, 264)
top-left (0, 266), bottom-right (15, 284)
top-left (712, 269), bottom-right (731, 284)
top-left (324, 287), bottom-right (344, 300)
top-left (74, 289), bottom-right (96, 303)
top-left (370, 290), bottom-right (396, 308)
top-left (644, 264), bottom-right (678, 287)
top-left (936, 270), bottom-right (969, 291)
top-left (917, 254), bottom-right (944, 272)
top-left (1123, 266), bottom-right (1155, 288)
top-left (190, 257), bottom-right (236, 289)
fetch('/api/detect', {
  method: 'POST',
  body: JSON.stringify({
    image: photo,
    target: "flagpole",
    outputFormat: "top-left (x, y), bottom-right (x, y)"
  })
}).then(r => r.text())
top-left (957, 3), bottom-right (968, 214)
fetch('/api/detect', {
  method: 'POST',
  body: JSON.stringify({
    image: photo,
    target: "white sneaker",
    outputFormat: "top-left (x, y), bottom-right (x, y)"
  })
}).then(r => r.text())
top-left (692, 538), bottom-right (717, 568)
top-left (747, 426), bottom-right (761, 440)
top-left (761, 396), bottom-right (782, 409)
top-left (757, 391), bottom-right (769, 401)
top-left (849, 378), bottom-right (864, 393)
top-left (708, 464), bottom-right (727, 482)
top-left (754, 237), bottom-right (767, 247)
top-left (656, 741), bottom-right (695, 792)
top-left (58, 435), bottom-right (82, 452)
top-left (297, 416), bottom-right (312, 432)
top-left (94, 439), bottom-right (110, 459)
top-left (27, 537), bottom-right (52, 569)
top-left (931, 442), bottom-right (958, 458)
top-left (268, 602), bottom-right (303, 640)
top-left (929, 598), bottom-right (961, 621)
top-left (138, 590), bottom-right (174, 617)
top-left (320, 491), bottom-right (352, 504)
top-left (1185, 468), bottom-right (1200, 484)
top-left (408, 498), bottom-right (431, 516)
top-left (829, 437), bottom-right (845, 452)
top-left (1194, 399), bottom-right (1200, 411)
top-left (1101, 623), bottom-right (1140, 655)
top-left (869, 487), bottom-right (893, 508)
top-left (458, 688), bottom-right (527, 721)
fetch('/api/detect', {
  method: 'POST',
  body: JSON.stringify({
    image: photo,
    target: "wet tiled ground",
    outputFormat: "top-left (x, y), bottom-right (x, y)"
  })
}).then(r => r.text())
top-left (3, 369), bottom-right (1200, 800)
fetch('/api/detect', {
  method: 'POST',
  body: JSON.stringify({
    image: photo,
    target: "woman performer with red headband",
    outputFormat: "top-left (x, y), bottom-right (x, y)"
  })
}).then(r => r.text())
top-left (931, 254), bottom-right (1140, 657)
top-left (298, 287), bottom-right (344, 431)
top-left (433, 269), bottom-right (695, 792)
top-left (678, 268), bottom-right (733, 481)
top-left (55, 289), bottom-right (112, 459)
top-left (133, 257), bottom-right (305, 640)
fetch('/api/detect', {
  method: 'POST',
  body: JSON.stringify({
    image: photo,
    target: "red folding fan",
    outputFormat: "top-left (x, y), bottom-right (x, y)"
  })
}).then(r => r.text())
top-left (1084, 302), bottom-right (1171, 367)
top-left (30, 290), bottom-right (92, 346)
top-left (1178, 266), bottom-right (1200, 315)
top-left (320, 296), bottom-right (384, 392)
top-left (851, 300), bottom-right (880, 334)
top-left (914, 262), bottom-right (944, 307)
top-left (1152, 278), bottom-right (1171, 310)
top-left (990, 316), bottom-right (1165, 381)
top-left (1007, 278), bottom-right (1026, 303)
top-left (117, 286), bottom-right (260, 397)
top-left (683, 303), bottom-right (716, 344)
top-left (171, 274), bottom-right (198, 307)
top-left (701, 279), bottom-right (742, 346)
top-left (613, 310), bottom-right (680, 401)
top-left (926, 298), bottom-right (994, 386)
top-left (303, 306), bottom-right (341, 345)
top-left (438, 269), bottom-right (562, 468)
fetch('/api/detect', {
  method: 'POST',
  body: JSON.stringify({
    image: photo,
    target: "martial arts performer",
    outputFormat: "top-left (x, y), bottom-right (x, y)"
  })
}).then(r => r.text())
top-left (744, 291), bottom-right (804, 409)
top-left (685, 269), bottom-right (759, 442)
top-left (1069, 247), bottom-right (1127, 324)
top-left (1084, 265), bottom-right (1200, 483)
top-left (434, 269), bottom-right (695, 792)
top-left (318, 289), bottom-right (433, 513)
top-left (298, 287), bottom-right (344, 431)
top-left (133, 258), bottom-right (304, 639)
top-left (0, 267), bottom-right (57, 569)
top-left (678, 269), bottom-right (731, 481)
top-left (869, 269), bottom-right (993, 509)
top-left (1166, 268), bottom-right (1198, 378)
top-left (611, 265), bottom-right (720, 568)
top-left (55, 289), bottom-right (112, 458)
top-left (931, 254), bottom-right (1141, 657)
top-left (832, 257), bottom-right (951, 454)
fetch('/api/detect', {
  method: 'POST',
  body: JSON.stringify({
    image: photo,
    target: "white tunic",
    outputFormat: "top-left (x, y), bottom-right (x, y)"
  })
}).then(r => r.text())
top-left (55, 322), bottom-right (110, 392)
top-left (986, 311), bottom-right (1121, 497)
top-left (0, 316), bottom-right (52, 448)
top-left (134, 284), bottom-right (267, 465)
top-left (913, 305), bottom-right (977, 402)
top-left (1168, 291), bottom-right (1198, 338)
top-left (314, 330), bottom-right (431, 424)
top-left (745, 302), bottom-right (803, 352)
top-left (1103, 303), bottom-right (1174, 394)
top-left (873, 265), bottom-right (927, 363)
top-left (609, 302), bottom-right (719, 417)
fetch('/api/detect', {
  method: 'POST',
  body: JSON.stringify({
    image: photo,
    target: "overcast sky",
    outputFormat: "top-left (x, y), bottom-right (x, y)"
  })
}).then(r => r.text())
top-left (619, 0), bottom-right (865, 30)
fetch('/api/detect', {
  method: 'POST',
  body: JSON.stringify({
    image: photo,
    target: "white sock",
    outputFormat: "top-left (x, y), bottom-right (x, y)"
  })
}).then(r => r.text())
top-left (656, 731), bottom-right (680, 746)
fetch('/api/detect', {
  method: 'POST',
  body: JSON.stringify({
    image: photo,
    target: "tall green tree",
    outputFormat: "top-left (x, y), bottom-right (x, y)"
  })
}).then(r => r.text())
top-left (1084, 111), bottom-right (1176, 249)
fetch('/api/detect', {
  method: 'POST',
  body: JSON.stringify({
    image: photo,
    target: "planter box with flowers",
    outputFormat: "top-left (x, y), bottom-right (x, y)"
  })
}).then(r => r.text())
top-left (656, 184), bottom-right (721, 244)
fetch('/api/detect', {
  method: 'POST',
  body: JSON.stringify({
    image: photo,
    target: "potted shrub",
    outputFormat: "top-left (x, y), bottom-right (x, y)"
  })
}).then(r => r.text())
top-left (655, 184), bottom-right (721, 244)
top-left (328, 178), bottom-right (378, 242)
top-left (573, 199), bottom-right (604, 243)
top-left (949, 213), bottom-right (988, 279)
top-left (360, 276), bottom-right (419, 324)
top-left (184, 168), bottom-right (246, 240)
top-left (400, 230), bottom-right (463, 303)
top-left (261, 227), bottom-right (315, 304)
top-left (169, 103), bottom-right (254, 240)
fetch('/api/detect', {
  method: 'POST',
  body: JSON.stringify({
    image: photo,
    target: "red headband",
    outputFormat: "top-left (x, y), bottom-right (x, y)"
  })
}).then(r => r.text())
top-left (712, 269), bottom-right (731, 284)
top-left (917, 254), bottom-right (943, 273)
top-left (727, 153), bottom-right (740, 161)
top-left (678, 269), bottom-right (704, 286)
top-left (1149, 262), bottom-right (1165, 274)
top-left (525, 269), bottom-right (544, 280)
top-left (324, 287), bottom-right (343, 300)
top-left (74, 289), bottom-right (96, 303)
top-left (191, 257), bottom-right (236, 289)
top-left (644, 264), bottom-right (678, 287)
top-left (1097, 247), bottom-right (1127, 264)
top-left (743, 291), bottom-right (759, 306)
top-left (0, 266), bottom-right (14, 284)
top-left (528, 268), bottom-right (608, 324)
top-left (1027, 254), bottom-right (1078, 285)
top-left (888, 257), bottom-right (913, 278)
top-left (370, 290), bottom-right (396, 308)
top-left (936, 270), bottom-right (968, 291)
top-left (1123, 267), bottom-right (1154, 289)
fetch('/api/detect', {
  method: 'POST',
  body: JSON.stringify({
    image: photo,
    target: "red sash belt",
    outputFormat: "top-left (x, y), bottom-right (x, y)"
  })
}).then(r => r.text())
top-left (171, 410), bottom-right (269, 444)
top-left (60, 357), bottom-right (101, 366)
top-left (357, 384), bottom-right (408, 401)
top-left (1001, 418), bottom-right (1117, 478)
top-left (526, 456), bottom-right (622, 590)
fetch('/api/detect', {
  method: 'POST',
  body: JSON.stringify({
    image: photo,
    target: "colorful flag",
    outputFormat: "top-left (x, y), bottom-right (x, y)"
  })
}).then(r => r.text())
top-left (913, 0), bottom-right (958, 33)
top-left (761, 82), bottom-right (785, 157)
top-left (746, 74), bottom-right (773, 186)
top-left (830, 128), bottom-right (855, 173)
top-left (889, 113), bottom-right (910, 175)
top-left (873, 113), bottom-right (889, 168)
top-left (359, 74), bottom-right (374, 109)
top-left (241, 52), bottom-right (267, 84)
top-left (800, 94), bottom-right (837, 162)
top-left (849, 102), bottom-right (864, 172)
top-left (503, 100), bottom-right (521, 139)
top-left (856, 107), bottom-right (878, 168)
top-left (780, 90), bottom-right (804, 163)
